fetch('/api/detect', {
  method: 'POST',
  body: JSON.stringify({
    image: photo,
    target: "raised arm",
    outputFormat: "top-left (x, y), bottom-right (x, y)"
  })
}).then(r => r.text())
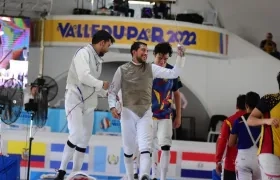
top-left (152, 56), bottom-right (185, 79)
top-left (73, 48), bottom-right (104, 91)
top-left (108, 67), bottom-right (122, 119)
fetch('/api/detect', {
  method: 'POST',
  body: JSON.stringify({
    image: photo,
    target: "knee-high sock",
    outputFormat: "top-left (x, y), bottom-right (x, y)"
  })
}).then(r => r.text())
top-left (124, 154), bottom-right (134, 180)
top-left (133, 156), bottom-right (138, 174)
top-left (160, 150), bottom-right (170, 180)
top-left (72, 146), bottom-right (86, 172)
top-left (59, 140), bottom-right (76, 171)
top-left (139, 152), bottom-right (151, 178)
top-left (151, 149), bottom-right (158, 179)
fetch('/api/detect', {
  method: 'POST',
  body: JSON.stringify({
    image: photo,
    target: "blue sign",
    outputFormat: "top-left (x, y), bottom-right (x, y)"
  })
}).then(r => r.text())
top-left (93, 111), bottom-right (121, 136)
top-left (9, 108), bottom-right (121, 136)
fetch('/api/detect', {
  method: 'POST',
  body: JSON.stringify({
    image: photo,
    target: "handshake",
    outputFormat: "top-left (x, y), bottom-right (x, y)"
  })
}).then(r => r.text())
top-left (102, 81), bottom-right (110, 90)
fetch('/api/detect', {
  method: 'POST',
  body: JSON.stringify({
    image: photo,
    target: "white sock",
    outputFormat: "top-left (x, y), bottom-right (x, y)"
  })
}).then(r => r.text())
top-left (59, 141), bottom-right (75, 171)
top-left (72, 149), bottom-right (85, 172)
top-left (124, 156), bottom-right (134, 180)
top-left (133, 156), bottom-right (138, 174)
top-left (152, 149), bottom-right (158, 179)
top-left (160, 150), bottom-right (170, 180)
top-left (139, 153), bottom-right (151, 179)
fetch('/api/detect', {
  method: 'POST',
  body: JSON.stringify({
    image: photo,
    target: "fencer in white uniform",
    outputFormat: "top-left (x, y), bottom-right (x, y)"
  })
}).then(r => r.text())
top-left (55, 30), bottom-right (115, 180)
top-left (118, 89), bottom-right (140, 180)
top-left (228, 92), bottom-right (261, 180)
top-left (108, 41), bottom-right (185, 180)
top-left (132, 42), bottom-right (185, 180)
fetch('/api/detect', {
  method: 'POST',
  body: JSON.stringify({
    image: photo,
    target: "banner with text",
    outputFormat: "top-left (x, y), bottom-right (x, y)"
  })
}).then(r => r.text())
top-left (31, 17), bottom-right (228, 57)
top-left (2, 109), bottom-right (121, 136)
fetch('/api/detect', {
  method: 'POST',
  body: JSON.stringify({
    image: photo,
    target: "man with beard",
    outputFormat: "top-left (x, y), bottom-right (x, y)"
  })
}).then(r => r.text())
top-left (54, 30), bottom-right (115, 180)
top-left (108, 41), bottom-right (185, 180)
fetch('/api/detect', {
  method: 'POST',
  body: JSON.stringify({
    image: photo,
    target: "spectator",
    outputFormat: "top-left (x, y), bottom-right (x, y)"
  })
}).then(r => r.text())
top-left (260, 33), bottom-right (280, 59)
top-left (153, 1), bottom-right (169, 19)
top-left (113, 0), bottom-right (134, 17)
top-left (24, 85), bottom-right (38, 105)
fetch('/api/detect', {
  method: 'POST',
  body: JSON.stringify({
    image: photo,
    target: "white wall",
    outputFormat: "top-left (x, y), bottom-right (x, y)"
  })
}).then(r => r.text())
top-left (180, 32), bottom-right (280, 116)
top-left (210, 0), bottom-right (280, 46)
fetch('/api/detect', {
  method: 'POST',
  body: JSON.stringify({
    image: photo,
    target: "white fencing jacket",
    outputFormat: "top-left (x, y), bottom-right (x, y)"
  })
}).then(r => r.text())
top-left (66, 44), bottom-right (107, 113)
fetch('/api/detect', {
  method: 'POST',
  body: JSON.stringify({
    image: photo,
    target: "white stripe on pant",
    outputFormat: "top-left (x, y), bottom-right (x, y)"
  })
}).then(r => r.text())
top-left (259, 153), bottom-right (280, 180)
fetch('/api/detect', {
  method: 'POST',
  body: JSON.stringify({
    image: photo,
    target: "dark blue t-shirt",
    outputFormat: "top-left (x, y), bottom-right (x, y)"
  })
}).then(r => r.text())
top-left (231, 113), bottom-right (261, 149)
top-left (152, 63), bottom-right (182, 119)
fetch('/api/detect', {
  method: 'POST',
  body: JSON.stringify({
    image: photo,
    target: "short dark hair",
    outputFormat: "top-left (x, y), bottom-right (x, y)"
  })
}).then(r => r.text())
top-left (236, 94), bottom-right (246, 110)
top-left (277, 72), bottom-right (280, 90)
top-left (130, 41), bottom-right (147, 56)
top-left (91, 30), bottom-right (115, 44)
top-left (153, 42), bottom-right (173, 57)
top-left (245, 91), bottom-right (260, 109)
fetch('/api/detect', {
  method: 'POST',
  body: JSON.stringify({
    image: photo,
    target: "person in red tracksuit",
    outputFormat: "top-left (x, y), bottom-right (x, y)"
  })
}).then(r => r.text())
top-left (216, 95), bottom-right (246, 180)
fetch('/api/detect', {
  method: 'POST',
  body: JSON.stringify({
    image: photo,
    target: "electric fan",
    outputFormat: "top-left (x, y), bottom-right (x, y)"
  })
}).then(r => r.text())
top-left (0, 80), bottom-right (23, 155)
top-left (33, 75), bottom-right (58, 102)
top-left (22, 9), bottom-right (59, 179)
top-left (24, 76), bottom-right (58, 180)
top-left (0, 86), bottom-right (23, 125)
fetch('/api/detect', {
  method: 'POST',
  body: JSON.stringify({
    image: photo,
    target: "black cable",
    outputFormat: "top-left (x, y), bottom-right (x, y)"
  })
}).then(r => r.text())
top-left (59, 88), bottom-right (96, 132)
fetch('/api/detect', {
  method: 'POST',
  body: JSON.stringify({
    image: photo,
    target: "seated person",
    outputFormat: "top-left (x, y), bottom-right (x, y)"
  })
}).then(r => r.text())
top-left (24, 85), bottom-right (38, 104)
top-left (260, 32), bottom-right (280, 59)
top-left (153, 1), bottom-right (169, 19)
top-left (113, 0), bottom-right (134, 17)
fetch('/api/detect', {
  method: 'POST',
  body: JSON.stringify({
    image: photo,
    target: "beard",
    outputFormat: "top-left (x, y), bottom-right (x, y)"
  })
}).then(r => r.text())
top-left (136, 56), bottom-right (146, 64)
top-left (99, 52), bottom-right (104, 57)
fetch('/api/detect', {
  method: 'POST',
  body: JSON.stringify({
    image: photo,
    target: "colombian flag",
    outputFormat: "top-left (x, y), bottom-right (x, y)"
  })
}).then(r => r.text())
top-left (7, 140), bottom-right (46, 168)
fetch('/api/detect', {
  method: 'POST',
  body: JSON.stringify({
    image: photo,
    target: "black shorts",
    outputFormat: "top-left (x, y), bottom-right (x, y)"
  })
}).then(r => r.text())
top-left (223, 169), bottom-right (236, 180)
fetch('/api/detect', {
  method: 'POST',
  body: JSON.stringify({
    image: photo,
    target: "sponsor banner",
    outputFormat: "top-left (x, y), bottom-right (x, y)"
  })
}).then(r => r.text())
top-left (31, 16), bottom-right (228, 57)
top-left (49, 143), bottom-right (90, 171)
top-left (3, 109), bottom-right (121, 135)
top-left (7, 140), bottom-right (47, 169)
top-left (3, 139), bottom-right (214, 180)
top-left (181, 152), bottom-right (215, 179)
top-left (93, 111), bottom-right (121, 136)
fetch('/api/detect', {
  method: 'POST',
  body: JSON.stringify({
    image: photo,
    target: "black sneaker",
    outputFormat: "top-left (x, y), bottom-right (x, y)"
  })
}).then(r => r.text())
top-left (54, 170), bottom-right (66, 180)
top-left (134, 173), bottom-right (139, 179)
top-left (152, 179), bottom-right (157, 180)
top-left (140, 174), bottom-right (149, 180)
